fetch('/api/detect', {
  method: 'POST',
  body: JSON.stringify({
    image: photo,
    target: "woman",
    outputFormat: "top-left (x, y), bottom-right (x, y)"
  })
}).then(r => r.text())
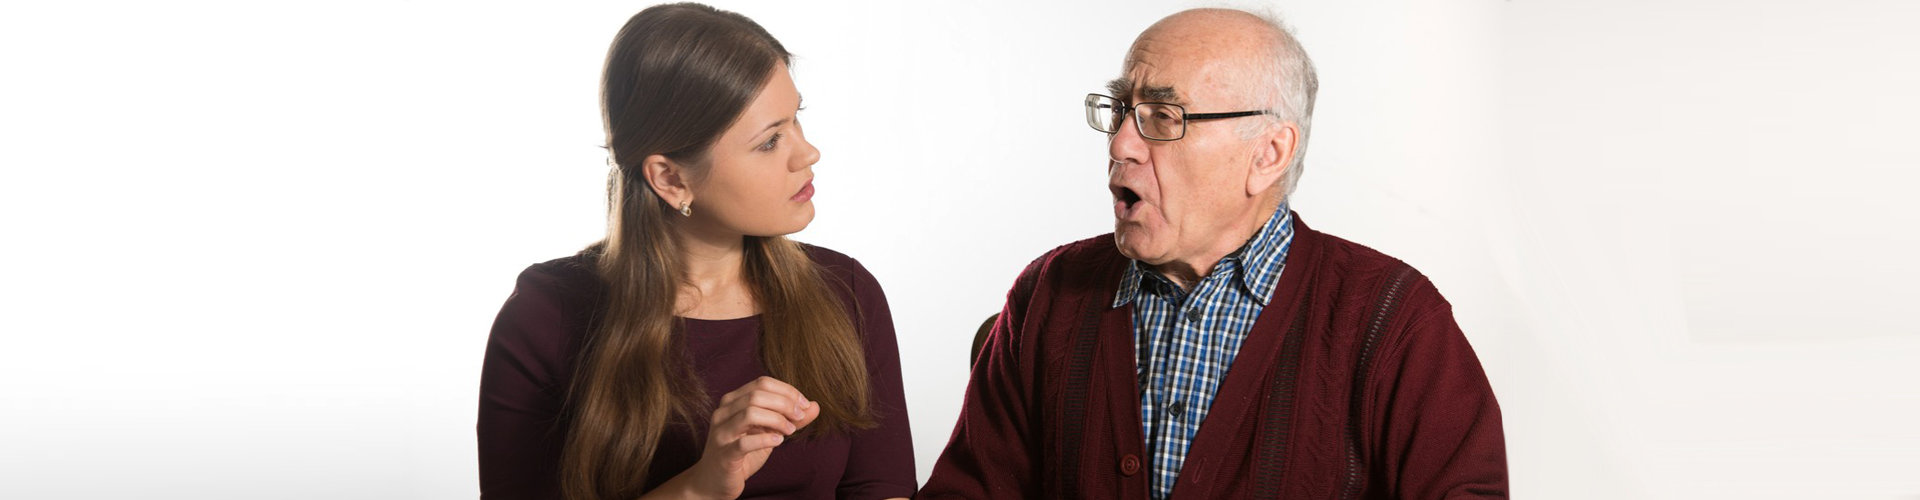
top-left (477, 4), bottom-right (915, 499)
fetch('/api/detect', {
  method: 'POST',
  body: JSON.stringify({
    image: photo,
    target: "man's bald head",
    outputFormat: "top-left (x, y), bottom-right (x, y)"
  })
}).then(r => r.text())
top-left (1124, 8), bottom-right (1318, 198)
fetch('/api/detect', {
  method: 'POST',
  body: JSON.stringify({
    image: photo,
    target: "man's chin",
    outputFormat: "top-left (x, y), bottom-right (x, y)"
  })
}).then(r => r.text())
top-left (1112, 231), bottom-right (1164, 264)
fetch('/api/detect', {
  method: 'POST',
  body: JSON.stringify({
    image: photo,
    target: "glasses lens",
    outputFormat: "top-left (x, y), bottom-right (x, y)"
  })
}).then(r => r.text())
top-left (1086, 94), bottom-right (1122, 133)
top-left (1135, 103), bottom-right (1184, 140)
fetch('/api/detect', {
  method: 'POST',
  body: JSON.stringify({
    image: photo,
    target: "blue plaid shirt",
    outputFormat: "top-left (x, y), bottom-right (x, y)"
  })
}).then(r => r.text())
top-left (1114, 204), bottom-right (1295, 500)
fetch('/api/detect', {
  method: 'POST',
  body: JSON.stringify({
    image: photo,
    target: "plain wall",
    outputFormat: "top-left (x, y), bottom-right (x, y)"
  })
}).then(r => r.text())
top-left (2, 1), bottom-right (1915, 498)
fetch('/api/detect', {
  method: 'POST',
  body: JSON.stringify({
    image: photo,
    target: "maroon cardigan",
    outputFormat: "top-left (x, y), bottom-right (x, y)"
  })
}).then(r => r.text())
top-left (919, 214), bottom-right (1507, 499)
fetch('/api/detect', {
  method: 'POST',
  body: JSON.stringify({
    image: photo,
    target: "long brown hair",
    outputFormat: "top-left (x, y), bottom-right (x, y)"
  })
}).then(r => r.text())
top-left (560, 4), bottom-right (875, 500)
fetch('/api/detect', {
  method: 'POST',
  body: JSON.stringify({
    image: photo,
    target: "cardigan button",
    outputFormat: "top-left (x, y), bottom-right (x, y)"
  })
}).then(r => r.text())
top-left (1120, 454), bottom-right (1141, 476)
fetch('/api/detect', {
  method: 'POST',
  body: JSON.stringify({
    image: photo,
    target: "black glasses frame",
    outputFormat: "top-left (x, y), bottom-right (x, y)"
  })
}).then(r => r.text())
top-left (1085, 93), bottom-right (1274, 141)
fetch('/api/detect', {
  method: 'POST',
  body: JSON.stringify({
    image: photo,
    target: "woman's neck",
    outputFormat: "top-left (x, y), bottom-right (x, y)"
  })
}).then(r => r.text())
top-left (672, 221), bottom-right (758, 319)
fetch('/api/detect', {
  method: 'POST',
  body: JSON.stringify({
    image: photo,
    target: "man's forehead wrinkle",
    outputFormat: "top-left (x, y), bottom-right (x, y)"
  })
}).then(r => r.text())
top-left (1125, 32), bottom-right (1182, 70)
top-left (1134, 30), bottom-right (1262, 109)
top-left (1122, 47), bottom-right (1176, 100)
top-left (1128, 30), bottom-right (1225, 88)
top-left (1124, 48), bottom-right (1165, 78)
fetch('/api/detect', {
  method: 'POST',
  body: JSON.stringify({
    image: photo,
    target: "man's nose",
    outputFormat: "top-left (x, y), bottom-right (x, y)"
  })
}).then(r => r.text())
top-left (1109, 112), bottom-right (1149, 168)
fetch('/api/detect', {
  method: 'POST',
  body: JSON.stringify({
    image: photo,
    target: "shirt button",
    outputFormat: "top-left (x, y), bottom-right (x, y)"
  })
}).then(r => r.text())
top-left (1185, 308), bottom-right (1201, 322)
top-left (1120, 454), bottom-right (1141, 476)
top-left (1169, 400), bottom-right (1186, 415)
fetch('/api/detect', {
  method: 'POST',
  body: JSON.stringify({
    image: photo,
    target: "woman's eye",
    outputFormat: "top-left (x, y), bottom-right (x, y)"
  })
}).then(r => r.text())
top-left (758, 133), bottom-right (783, 152)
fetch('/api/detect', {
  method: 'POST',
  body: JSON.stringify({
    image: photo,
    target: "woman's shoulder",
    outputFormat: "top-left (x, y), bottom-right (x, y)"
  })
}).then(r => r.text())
top-left (498, 252), bottom-right (606, 335)
top-left (801, 243), bottom-right (876, 288)
top-left (799, 243), bottom-right (892, 317)
top-left (484, 253), bottom-right (604, 389)
top-left (517, 253), bottom-right (603, 299)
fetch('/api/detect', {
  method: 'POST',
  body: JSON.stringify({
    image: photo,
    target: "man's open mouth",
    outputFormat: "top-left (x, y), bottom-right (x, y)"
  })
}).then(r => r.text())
top-left (1113, 186), bottom-right (1141, 209)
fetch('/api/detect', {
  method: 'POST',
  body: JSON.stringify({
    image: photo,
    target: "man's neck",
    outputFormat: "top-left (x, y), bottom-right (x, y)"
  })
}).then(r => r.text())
top-left (1150, 201), bottom-right (1282, 291)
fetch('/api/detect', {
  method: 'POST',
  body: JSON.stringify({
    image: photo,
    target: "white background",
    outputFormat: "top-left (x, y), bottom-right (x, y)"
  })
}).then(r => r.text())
top-left (3, 1), bottom-right (1917, 498)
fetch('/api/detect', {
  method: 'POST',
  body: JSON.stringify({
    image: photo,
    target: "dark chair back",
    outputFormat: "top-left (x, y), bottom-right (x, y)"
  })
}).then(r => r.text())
top-left (970, 313), bottom-right (998, 367)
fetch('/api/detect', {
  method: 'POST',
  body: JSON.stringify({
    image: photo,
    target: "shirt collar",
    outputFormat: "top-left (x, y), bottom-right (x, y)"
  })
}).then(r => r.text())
top-left (1234, 202), bottom-right (1294, 305)
top-left (1113, 202), bottom-right (1295, 308)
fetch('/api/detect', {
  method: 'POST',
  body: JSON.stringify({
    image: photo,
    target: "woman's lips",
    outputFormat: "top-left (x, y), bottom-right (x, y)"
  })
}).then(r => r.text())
top-left (791, 180), bottom-right (814, 202)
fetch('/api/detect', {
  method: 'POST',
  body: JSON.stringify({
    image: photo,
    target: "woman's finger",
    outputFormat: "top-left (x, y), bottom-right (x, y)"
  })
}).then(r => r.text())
top-left (741, 389), bottom-right (804, 421)
top-left (731, 432), bottom-right (785, 454)
top-left (717, 380), bottom-right (759, 407)
top-left (715, 406), bottom-right (797, 437)
top-left (714, 387), bottom-right (802, 425)
top-left (792, 397), bottom-right (822, 430)
top-left (746, 376), bottom-right (812, 410)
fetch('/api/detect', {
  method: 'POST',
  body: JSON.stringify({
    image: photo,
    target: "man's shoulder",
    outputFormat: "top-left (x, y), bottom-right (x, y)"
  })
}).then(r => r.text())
top-left (1302, 225), bottom-right (1408, 279)
top-left (1016, 233), bottom-right (1125, 284)
top-left (987, 234), bottom-right (1126, 312)
top-left (1036, 232), bottom-right (1122, 265)
top-left (1296, 222), bottom-right (1453, 317)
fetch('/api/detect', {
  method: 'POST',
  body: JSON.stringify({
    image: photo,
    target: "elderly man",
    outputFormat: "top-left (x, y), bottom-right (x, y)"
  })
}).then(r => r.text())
top-left (919, 8), bottom-right (1507, 499)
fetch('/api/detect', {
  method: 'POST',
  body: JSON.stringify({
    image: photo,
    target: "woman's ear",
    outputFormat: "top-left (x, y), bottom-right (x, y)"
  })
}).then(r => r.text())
top-left (641, 153), bottom-right (691, 207)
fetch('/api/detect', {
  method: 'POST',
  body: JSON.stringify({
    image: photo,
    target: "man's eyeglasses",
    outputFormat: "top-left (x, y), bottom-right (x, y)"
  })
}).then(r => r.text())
top-left (1085, 93), bottom-right (1275, 141)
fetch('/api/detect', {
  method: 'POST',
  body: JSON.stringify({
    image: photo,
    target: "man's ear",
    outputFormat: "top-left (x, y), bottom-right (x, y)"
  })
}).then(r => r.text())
top-left (641, 154), bottom-right (691, 207)
top-left (1248, 122), bottom-right (1298, 198)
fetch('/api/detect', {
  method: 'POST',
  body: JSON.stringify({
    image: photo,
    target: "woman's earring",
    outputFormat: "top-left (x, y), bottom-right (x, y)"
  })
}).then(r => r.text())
top-left (678, 200), bottom-right (693, 217)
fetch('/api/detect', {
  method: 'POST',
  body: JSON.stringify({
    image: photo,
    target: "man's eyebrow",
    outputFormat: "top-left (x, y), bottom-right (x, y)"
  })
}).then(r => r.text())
top-left (1107, 78), bottom-right (1180, 104)
top-left (1140, 85), bottom-right (1179, 104)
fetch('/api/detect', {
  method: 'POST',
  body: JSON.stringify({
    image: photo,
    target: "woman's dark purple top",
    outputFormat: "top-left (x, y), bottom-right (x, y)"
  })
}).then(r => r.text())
top-left (478, 246), bottom-right (916, 499)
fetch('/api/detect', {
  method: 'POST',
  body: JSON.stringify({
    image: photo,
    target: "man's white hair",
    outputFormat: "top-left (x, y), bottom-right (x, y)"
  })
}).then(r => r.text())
top-left (1230, 8), bottom-right (1319, 199)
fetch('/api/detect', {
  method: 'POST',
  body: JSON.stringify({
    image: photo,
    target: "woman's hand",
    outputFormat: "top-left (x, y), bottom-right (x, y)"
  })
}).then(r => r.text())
top-left (675, 376), bottom-right (820, 500)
